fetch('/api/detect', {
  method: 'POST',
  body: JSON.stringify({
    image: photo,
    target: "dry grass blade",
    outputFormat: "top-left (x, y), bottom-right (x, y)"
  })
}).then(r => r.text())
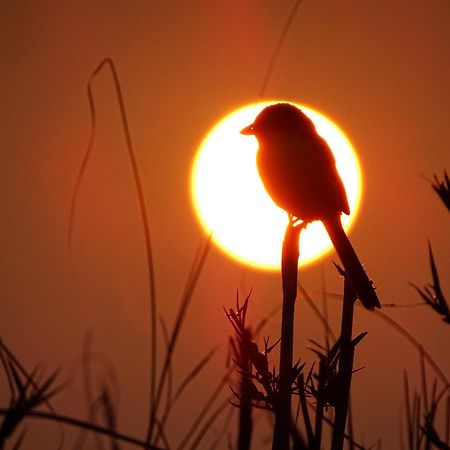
top-left (0, 363), bottom-right (64, 446)
top-left (417, 379), bottom-right (450, 450)
top-left (298, 284), bottom-right (337, 343)
top-left (0, 342), bottom-right (66, 449)
top-left (224, 291), bottom-right (252, 338)
top-left (258, 0), bottom-right (303, 98)
top-left (403, 372), bottom-right (414, 450)
top-left (71, 332), bottom-right (120, 450)
top-left (225, 292), bottom-right (255, 450)
top-left (187, 400), bottom-right (230, 450)
top-left (0, 347), bottom-right (14, 401)
top-left (373, 311), bottom-right (449, 386)
top-left (304, 402), bottom-right (370, 450)
top-left (208, 406), bottom-right (235, 450)
top-left (410, 244), bottom-right (449, 324)
top-left (309, 404), bottom-right (373, 450)
top-left (67, 58), bottom-right (158, 435)
top-left (291, 419), bottom-right (308, 450)
top-left (320, 268), bottom-right (332, 352)
top-left (149, 235), bottom-right (212, 444)
top-left (0, 340), bottom-right (64, 412)
top-left (420, 422), bottom-right (450, 450)
top-left (415, 394), bottom-right (423, 449)
top-left (172, 348), bottom-right (218, 406)
top-left (253, 304), bottom-right (281, 337)
top-left (297, 374), bottom-right (313, 447)
top-left (431, 170), bottom-right (450, 211)
top-left (176, 372), bottom-right (231, 450)
top-left (11, 429), bottom-right (26, 450)
top-left (154, 347), bottom-right (217, 446)
top-left (99, 384), bottom-right (120, 450)
top-left (446, 396), bottom-right (449, 445)
top-left (157, 316), bottom-right (173, 431)
top-left (420, 348), bottom-right (429, 416)
top-left (0, 409), bottom-right (163, 450)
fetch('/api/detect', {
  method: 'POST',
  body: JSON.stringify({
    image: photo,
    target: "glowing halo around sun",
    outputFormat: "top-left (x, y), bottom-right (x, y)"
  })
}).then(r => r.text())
top-left (190, 101), bottom-right (363, 271)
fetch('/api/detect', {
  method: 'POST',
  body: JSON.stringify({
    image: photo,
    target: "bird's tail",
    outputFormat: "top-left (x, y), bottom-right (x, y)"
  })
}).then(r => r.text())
top-left (323, 217), bottom-right (380, 309)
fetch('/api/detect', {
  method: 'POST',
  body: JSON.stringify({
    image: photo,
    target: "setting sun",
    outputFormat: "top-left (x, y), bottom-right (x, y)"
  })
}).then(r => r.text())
top-left (191, 102), bottom-right (363, 270)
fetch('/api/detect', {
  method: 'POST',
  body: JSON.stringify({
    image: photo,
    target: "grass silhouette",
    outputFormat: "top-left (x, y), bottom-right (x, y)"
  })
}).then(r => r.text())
top-left (0, 58), bottom-right (448, 448)
top-left (1, 0), bottom-right (449, 447)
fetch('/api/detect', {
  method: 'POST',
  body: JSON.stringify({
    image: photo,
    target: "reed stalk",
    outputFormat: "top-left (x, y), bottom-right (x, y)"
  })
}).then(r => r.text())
top-left (331, 270), bottom-right (357, 450)
top-left (272, 221), bottom-right (303, 450)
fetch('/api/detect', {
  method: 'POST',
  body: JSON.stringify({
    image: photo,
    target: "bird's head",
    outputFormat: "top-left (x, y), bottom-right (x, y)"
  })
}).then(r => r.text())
top-left (240, 103), bottom-right (316, 137)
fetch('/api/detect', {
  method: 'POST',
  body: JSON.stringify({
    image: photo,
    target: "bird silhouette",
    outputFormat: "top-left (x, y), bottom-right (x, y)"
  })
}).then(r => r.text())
top-left (241, 103), bottom-right (380, 309)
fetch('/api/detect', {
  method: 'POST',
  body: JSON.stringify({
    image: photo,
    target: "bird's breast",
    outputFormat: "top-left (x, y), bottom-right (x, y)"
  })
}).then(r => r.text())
top-left (256, 135), bottom-right (349, 220)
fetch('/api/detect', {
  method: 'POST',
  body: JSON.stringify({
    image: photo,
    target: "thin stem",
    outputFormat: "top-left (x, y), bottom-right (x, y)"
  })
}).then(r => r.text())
top-left (237, 329), bottom-right (253, 450)
top-left (0, 409), bottom-right (162, 450)
top-left (298, 375), bottom-right (313, 447)
top-left (312, 362), bottom-right (325, 450)
top-left (331, 273), bottom-right (357, 450)
top-left (150, 236), bottom-right (211, 444)
top-left (258, 0), bottom-right (304, 99)
top-left (272, 222), bottom-right (302, 450)
top-left (66, 58), bottom-right (158, 442)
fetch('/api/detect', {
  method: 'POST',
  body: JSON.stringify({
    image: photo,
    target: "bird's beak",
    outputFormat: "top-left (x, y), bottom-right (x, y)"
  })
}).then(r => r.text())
top-left (240, 124), bottom-right (255, 135)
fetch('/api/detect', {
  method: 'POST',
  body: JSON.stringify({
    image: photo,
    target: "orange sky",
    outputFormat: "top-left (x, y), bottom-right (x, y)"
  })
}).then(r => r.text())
top-left (1, 1), bottom-right (449, 448)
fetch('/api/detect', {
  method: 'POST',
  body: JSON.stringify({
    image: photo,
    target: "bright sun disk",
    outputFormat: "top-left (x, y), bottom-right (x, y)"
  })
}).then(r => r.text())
top-left (191, 101), bottom-right (363, 271)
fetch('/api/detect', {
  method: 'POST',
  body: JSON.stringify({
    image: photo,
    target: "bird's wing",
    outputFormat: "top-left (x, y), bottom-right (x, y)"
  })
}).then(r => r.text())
top-left (257, 134), bottom-right (350, 219)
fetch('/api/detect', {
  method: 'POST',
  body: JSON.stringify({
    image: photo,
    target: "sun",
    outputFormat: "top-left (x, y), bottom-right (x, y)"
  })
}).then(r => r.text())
top-left (190, 101), bottom-right (363, 271)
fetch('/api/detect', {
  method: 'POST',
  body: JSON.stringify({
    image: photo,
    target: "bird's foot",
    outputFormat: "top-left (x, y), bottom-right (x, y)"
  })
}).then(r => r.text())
top-left (288, 214), bottom-right (310, 231)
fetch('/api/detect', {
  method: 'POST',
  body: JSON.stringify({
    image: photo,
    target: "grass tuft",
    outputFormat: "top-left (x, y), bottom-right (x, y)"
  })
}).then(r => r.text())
top-left (431, 171), bottom-right (450, 211)
top-left (410, 243), bottom-right (449, 324)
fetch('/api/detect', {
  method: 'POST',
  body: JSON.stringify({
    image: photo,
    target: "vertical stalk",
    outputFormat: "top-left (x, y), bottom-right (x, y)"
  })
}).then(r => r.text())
top-left (272, 222), bottom-right (302, 450)
top-left (238, 328), bottom-right (253, 450)
top-left (312, 362), bottom-right (326, 450)
top-left (331, 272), bottom-right (357, 450)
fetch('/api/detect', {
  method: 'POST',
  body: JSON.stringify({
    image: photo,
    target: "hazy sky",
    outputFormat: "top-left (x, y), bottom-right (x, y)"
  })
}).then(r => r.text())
top-left (1, 1), bottom-right (449, 448)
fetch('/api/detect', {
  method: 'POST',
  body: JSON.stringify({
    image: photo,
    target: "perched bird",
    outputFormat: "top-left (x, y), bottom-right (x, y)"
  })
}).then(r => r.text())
top-left (241, 103), bottom-right (380, 309)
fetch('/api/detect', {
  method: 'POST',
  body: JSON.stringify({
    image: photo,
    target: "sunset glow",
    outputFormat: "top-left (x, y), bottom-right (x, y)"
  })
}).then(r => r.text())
top-left (191, 102), bottom-right (363, 270)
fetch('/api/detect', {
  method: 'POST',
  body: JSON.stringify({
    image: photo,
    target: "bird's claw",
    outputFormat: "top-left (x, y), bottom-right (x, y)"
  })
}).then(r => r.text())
top-left (288, 214), bottom-right (309, 230)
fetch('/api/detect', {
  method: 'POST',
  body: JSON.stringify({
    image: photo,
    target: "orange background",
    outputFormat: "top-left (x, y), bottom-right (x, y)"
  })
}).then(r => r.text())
top-left (1, 1), bottom-right (449, 448)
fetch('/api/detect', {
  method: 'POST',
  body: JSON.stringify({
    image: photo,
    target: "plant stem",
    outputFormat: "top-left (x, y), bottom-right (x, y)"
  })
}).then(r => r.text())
top-left (272, 222), bottom-right (302, 450)
top-left (331, 273), bottom-right (357, 450)
top-left (0, 408), bottom-right (162, 450)
top-left (312, 362), bottom-right (325, 450)
top-left (238, 328), bottom-right (253, 450)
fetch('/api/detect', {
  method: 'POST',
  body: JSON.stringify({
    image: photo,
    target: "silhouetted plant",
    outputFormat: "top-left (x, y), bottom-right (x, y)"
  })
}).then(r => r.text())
top-left (430, 171), bottom-right (450, 211)
top-left (226, 292), bottom-right (308, 449)
top-left (0, 341), bottom-right (65, 450)
top-left (226, 278), bottom-right (372, 450)
top-left (2, 4), bottom-right (449, 441)
top-left (403, 365), bottom-right (450, 450)
top-left (0, 365), bottom-right (61, 449)
top-left (226, 293), bottom-right (280, 414)
top-left (410, 243), bottom-right (449, 324)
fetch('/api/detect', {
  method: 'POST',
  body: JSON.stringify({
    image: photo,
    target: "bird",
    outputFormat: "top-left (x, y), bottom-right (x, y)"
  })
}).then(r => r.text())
top-left (241, 103), bottom-right (380, 309)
